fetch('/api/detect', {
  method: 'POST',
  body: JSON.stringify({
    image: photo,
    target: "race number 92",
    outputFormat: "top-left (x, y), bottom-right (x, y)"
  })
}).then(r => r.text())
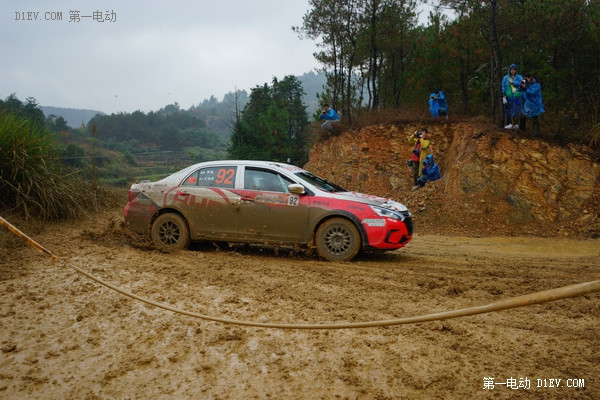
top-left (288, 195), bottom-right (299, 206)
top-left (215, 168), bottom-right (235, 185)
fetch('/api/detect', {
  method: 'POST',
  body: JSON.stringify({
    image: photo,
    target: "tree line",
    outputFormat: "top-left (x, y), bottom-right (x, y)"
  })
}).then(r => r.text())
top-left (294, 0), bottom-right (600, 140)
top-left (228, 75), bottom-right (311, 165)
top-left (87, 106), bottom-right (227, 151)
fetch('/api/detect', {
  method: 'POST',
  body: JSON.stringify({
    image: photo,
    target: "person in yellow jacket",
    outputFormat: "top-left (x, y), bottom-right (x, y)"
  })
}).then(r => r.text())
top-left (407, 128), bottom-right (431, 186)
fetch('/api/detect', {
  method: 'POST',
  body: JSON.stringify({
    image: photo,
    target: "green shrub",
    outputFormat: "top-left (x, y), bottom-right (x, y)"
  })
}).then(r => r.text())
top-left (0, 112), bottom-right (85, 220)
top-left (63, 143), bottom-right (85, 167)
top-left (123, 151), bottom-right (136, 166)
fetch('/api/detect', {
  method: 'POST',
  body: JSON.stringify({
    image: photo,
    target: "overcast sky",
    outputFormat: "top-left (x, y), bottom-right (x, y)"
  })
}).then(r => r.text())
top-left (2, 1), bottom-right (436, 115)
top-left (1, 1), bottom-right (325, 114)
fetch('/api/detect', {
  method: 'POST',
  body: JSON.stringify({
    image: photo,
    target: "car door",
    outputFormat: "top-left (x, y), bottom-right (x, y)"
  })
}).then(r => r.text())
top-left (174, 165), bottom-right (239, 240)
top-left (236, 167), bottom-right (310, 243)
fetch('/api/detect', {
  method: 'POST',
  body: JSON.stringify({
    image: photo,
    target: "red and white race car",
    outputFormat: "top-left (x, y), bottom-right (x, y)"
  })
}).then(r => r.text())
top-left (124, 160), bottom-right (413, 261)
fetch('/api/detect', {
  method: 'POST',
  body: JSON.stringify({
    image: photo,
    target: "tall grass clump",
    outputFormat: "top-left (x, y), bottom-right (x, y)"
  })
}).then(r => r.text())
top-left (0, 112), bottom-right (85, 220)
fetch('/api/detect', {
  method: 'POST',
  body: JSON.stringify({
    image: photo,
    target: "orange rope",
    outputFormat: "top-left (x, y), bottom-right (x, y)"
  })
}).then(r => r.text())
top-left (0, 216), bottom-right (58, 262)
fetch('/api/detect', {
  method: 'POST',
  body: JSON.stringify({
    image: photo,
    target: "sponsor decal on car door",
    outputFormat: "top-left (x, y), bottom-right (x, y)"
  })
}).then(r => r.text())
top-left (171, 166), bottom-right (239, 240)
top-left (236, 168), bottom-right (309, 242)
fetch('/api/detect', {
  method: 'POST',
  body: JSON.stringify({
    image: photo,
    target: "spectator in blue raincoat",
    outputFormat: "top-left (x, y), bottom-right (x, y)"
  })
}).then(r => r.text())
top-left (518, 73), bottom-right (545, 136)
top-left (429, 91), bottom-right (448, 118)
top-left (437, 91), bottom-right (448, 116)
top-left (319, 103), bottom-right (340, 130)
top-left (412, 153), bottom-right (441, 190)
top-left (501, 63), bottom-right (523, 129)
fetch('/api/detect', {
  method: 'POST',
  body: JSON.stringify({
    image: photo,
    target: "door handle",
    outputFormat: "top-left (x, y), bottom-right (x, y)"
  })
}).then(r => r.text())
top-left (240, 196), bottom-right (254, 202)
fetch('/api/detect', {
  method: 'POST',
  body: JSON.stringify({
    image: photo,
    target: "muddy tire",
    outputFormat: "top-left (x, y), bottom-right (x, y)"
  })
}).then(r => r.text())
top-left (151, 213), bottom-right (190, 251)
top-left (315, 218), bottom-right (361, 261)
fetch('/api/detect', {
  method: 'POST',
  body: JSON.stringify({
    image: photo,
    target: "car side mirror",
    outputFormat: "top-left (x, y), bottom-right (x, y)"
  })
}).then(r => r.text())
top-left (288, 184), bottom-right (305, 195)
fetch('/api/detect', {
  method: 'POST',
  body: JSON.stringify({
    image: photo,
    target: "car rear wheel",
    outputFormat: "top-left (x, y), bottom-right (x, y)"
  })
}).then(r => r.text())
top-left (315, 218), bottom-right (361, 261)
top-left (151, 213), bottom-right (190, 251)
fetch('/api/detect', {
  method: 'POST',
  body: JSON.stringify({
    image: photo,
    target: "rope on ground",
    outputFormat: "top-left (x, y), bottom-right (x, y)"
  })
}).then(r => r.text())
top-left (0, 216), bottom-right (58, 262)
top-left (3, 215), bottom-right (599, 330)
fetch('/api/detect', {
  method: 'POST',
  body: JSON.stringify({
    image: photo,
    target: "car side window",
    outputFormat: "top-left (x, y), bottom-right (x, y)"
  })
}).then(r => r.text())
top-left (183, 166), bottom-right (237, 188)
top-left (244, 168), bottom-right (293, 193)
top-left (183, 170), bottom-right (199, 186)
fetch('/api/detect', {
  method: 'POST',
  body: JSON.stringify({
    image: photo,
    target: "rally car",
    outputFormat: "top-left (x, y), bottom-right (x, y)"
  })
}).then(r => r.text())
top-left (124, 160), bottom-right (413, 261)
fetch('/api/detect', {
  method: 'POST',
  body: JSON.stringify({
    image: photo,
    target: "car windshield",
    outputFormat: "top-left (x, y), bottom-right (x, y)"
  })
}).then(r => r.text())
top-left (295, 171), bottom-right (346, 193)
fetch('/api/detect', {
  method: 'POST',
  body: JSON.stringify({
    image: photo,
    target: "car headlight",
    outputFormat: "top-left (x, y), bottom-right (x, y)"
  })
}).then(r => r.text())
top-left (370, 205), bottom-right (406, 221)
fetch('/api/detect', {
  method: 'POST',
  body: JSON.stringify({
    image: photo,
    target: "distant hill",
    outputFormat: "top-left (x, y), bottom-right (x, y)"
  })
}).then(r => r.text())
top-left (41, 106), bottom-right (104, 128)
top-left (39, 71), bottom-right (325, 130)
top-left (296, 70), bottom-right (326, 113)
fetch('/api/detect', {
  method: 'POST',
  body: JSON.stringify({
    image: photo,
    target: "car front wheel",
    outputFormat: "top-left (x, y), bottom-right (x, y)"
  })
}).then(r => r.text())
top-left (151, 213), bottom-right (190, 251)
top-left (315, 218), bottom-right (361, 261)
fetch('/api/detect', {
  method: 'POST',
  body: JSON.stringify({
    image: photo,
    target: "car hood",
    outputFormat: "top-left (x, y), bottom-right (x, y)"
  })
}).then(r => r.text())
top-left (329, 191), bottom-right (409, 212)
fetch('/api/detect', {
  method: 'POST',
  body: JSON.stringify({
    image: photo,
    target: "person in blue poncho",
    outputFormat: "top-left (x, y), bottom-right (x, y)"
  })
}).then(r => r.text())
top-left (518, 73), bottom-right (545, 136)
top-left (319, 103), bottom-right (340, 130)
top-left (501, 64), bottom-right (523, 129)
top-left (429, 91), bottom-right (448, 118)
top-left (412, 153), bottom-right (441, 190)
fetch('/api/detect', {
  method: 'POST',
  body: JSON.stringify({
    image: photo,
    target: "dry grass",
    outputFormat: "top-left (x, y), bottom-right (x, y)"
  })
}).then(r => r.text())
top-left (0, 112), bottom-right (112, 221)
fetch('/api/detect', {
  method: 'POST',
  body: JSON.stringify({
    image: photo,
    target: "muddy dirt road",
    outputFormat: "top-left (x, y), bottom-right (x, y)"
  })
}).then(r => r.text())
top-left (1, 210), bottom-right (599, 399)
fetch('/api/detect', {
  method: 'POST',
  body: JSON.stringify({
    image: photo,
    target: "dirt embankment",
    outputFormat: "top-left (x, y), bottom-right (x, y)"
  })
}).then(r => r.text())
top-left (306, 121), bottom-right (600, 238)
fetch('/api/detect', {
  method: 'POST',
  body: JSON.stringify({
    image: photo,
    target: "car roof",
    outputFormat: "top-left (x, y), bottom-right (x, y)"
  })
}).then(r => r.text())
top-left (182, 160), bottom-right (304, 172)
top-left (156, 160), bottom-right (305, 184)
